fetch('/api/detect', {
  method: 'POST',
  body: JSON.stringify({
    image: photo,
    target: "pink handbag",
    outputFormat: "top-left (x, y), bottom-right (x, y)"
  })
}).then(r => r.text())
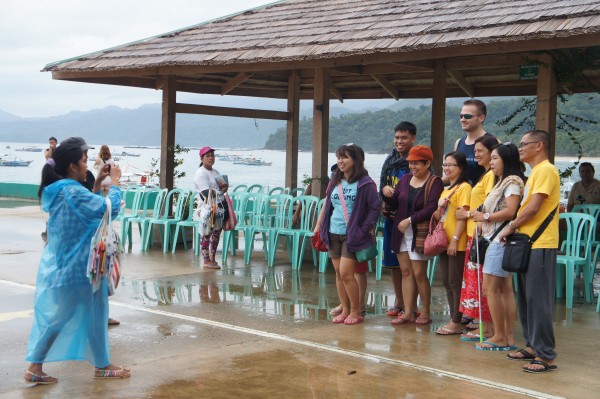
top-left (423, 212), bottom-right (448, 256)
top-left (222, 193), bottom-right (237, 231)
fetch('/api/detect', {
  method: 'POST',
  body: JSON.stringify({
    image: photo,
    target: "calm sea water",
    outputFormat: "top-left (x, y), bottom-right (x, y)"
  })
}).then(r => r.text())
top-left (1, 141), bottom-right (597, 193)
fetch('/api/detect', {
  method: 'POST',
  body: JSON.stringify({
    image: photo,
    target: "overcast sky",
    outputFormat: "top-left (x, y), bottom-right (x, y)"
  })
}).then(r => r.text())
top-left (0, 1), bottom-right (278, 118)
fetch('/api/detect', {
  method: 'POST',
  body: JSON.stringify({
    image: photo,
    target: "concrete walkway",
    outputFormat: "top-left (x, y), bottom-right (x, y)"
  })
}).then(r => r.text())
top-left (0, 205), bottom-right (598, 398)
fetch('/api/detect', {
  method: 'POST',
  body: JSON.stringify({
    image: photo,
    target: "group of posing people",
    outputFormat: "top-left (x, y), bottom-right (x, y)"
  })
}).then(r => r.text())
top-left (315, 99), bottom-right (560, 374)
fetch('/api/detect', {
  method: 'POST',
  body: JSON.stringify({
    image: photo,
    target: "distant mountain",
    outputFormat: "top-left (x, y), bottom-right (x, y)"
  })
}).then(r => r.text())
top-left (0, 109), bottom-right (21, 123)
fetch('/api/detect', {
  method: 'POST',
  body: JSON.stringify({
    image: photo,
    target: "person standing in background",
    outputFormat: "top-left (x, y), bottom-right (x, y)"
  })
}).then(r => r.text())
top-left (379, 121), bottom-right (417, 318)
top-left (94, 145), bottom-right (116, 194)
top-left (454, 99), bottom-right (497, 185)
top-left (43, 137), bottom-right (57, 160)
top-left (567, 162), bottom-right (600, 211)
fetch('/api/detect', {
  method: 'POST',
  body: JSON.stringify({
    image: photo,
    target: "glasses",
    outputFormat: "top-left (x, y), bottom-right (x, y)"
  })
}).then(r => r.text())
top-left (518, 141), bottom-right (540, 148)
top-left (343, 142), bottom-right (354, 146)
top-left (442, 163), bottom-right (458, 167)
top-left (459, 113), bottom-right (481, 120)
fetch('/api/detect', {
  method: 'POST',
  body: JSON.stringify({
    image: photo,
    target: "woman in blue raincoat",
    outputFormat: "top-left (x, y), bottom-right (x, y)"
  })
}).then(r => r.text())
top-left (24, 137), bottom-right (130, 384)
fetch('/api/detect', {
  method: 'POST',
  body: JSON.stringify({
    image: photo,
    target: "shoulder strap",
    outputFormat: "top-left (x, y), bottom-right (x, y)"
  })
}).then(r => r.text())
top-left (530, 206), bottom-right (558, 243)
top-left (337, 184), bottom-right (350, 225)
top-left (423, 175), bottom-right (435, 208)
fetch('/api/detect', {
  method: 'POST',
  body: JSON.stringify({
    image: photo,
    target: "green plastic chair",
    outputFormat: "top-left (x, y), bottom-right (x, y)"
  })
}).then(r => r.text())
top-left (114, 185), bottom-right (137, 222)
top-left (289, 187), bottom-right (306, 197)
top-left (171, 192), bottom-right (199, 254)
top-left (121, 187), bottom-right (163, 250)
top-left (268, 187), bottom-right (286, 195)
top-left (268, 194), bottom-right (313, 268)
top-left (222, 191), bottom-right (249, 262)
top-left (571, 204), bottom-right (600, 278)
top-left (232, 184), bottom-right (248, 192)
top-left (118, 186), bottom-right (146, 246)
top-left (240, 193), bottom-right (271, 265)
top-left (143, 188), bottom-right (189, 252)
top-left (246, 184), bottom-right (263, 193)
top-left (556, 212), bottom-right (596, 308)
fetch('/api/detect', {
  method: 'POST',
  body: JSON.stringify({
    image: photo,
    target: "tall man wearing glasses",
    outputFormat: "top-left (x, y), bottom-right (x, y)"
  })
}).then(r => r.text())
top-left (454, 99), bottom-right (497, 185)
top-left (380, 121), bottom-right (417, 317)
top-left (498, 130), bottom-right (559, 373)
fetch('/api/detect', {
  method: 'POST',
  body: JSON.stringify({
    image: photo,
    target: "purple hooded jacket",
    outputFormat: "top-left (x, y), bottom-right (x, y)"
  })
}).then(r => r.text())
top-left (319, 175), bottom-right (380, 252)
top-left (382, 173), bottom-right (443, 252)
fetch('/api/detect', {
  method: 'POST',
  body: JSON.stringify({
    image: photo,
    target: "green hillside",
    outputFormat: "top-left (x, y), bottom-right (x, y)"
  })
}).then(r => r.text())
top-left (264, 94), bottom-right (600, 156)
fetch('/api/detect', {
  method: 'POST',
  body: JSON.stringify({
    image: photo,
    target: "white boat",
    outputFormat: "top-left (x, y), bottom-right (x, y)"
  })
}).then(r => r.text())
top-left (15, 146), bottom-right (43, 152)
top-left (232, 157), bottom-right (272, 166)
top-left (0, 155), bottom-right (32, 167)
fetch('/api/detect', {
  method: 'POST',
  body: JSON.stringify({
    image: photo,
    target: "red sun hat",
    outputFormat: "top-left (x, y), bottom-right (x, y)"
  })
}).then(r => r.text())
top-left (406, 145), bottom-right (433, 162)
top-left (199, 146), bottom-right (215, 158)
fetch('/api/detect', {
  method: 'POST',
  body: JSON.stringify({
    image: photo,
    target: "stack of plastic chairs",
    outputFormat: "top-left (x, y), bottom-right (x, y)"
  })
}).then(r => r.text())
top-left (171, 192), bottom-right (200, 254)
top-left (222, 190), bottom-right (248, 262)
top-left (143, 188), bottom-right (189, 252)
top-left (273, 195), bottom-right (319, 268)
top-left (239, 193), bottom-right (271, 265)
top-left (121, 187), bottom-right (164, 250)
top-left (246, 184), bottom-right (263, 193)
top-left (259, 194), bottom-right (297, 267)
top-left (571, 204), bottom-right (600, 281)
top-left (289, 187), bottom-right (305, 197)
top-left (556, 212), bottom-right (596, 308)
top-left (117, 185), bottom-right (146, 244)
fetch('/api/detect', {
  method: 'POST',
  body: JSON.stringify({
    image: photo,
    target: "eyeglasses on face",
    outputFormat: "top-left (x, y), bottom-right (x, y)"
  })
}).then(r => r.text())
top-left (518, 141), bottom-right (540, 148)
top-left (442, 163), bottom-right (458, 167)
top-left (459, 113), bottom-right (481, 120)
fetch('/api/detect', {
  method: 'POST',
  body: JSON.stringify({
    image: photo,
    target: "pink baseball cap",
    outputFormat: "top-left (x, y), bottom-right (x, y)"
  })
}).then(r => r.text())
top-left (199, 146), bottom-right (215, 158)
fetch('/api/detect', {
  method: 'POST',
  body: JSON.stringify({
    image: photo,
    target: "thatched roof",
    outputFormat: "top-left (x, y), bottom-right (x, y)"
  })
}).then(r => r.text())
top-left (44, 0), bottom-right (600, 100)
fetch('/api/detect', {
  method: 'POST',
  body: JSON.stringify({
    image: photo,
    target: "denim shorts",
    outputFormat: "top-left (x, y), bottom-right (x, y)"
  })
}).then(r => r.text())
top-left (483, 240), bottom-right (510, 278)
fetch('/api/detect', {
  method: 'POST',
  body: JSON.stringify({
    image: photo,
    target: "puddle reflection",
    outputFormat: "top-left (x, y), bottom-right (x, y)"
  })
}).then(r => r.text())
top-left (125, 269), bottom-right (396, 321)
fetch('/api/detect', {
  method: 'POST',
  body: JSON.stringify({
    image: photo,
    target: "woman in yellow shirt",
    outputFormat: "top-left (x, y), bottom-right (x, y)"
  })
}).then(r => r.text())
top-left (456, 135), bottom-right (497, 340)
top-left (435, 152), bottom-right (472, 335)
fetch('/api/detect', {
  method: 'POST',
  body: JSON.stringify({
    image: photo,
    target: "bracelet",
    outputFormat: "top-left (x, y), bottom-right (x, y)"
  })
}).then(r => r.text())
top-left (408, 217), bottom-right (412, 224)
top-left (452, 235), bottom-right (459, 241)
top-left (467, 211), bottom-right (471, 218)
top-left (509, 221), bottom-right (516, 230)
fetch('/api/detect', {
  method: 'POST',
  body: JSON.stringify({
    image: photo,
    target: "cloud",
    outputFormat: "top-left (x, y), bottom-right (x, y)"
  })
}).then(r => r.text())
top-left (0, 0), bottom-right (275, 117)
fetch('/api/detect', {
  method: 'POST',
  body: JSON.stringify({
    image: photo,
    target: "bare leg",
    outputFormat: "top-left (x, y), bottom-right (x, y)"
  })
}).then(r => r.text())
top-left (339, 257), bottom-right (360, 319)
top-left (355, 272), bottom-right (367, 314)
top-left (412, 259), bottom-right (431, 319)
top-left (397, 252), bottom-right (417, 321)
top-left (390, 268), bottom-right (404, 309)
top-left (481, 274), bottom-right (509, 347)
top-left (331, 257), bottom-right (350, 317)
top-left (502, 276), bottom-right (517, 347)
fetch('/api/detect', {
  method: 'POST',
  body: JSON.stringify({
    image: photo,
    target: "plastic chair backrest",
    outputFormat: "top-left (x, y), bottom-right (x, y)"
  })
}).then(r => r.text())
top-left (230, 191), bottom-right (248, 218)
top-left (182, 192), bottom-right (199, 222)
top-left (233, 184), bottom-right (248, 192)
top-left (269, 187), bottom-right (286, 195)
top-left (159, 188), bottom-right (189, 220)
top-left (560, 212), bottom-right (596, 258)
top-left (139, 188), bottom-right (163, 217)
top-left (289, 187), bottom-right (306, 197)
top-left (129, 186), bottom-right (147, 215)
top-left (268, 194), bottom-right (294, 229)
top-left (295, 195), bottom-right (319, 231)
top-left (572, 204), bottom-right (600, 240)
top-left (246, 184), bottom-right (263, 193)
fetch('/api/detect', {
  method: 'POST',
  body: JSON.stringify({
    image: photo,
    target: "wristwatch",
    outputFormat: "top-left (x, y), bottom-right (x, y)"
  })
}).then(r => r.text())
top-left (467, 211), bottom-right (472, 218)
top-left (483, 212), bottom-right (490, 221)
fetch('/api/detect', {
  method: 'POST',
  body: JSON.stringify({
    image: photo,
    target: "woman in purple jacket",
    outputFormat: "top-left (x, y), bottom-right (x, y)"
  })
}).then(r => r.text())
top-left (316, 143), bottom-right (380, 325)
top-left (382, 145), bottom-right (443, 326)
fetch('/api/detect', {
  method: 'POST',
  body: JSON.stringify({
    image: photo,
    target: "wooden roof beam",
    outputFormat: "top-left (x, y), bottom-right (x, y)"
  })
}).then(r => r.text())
top-left (176, 102), bottom-right (289, 120)
top-left (447, 69), bottom-right (475, 98)
top-left (329, 84), bottom-right (344, 103)
top-left (221, 72), bottom-right (253, 95)
top-left (371, 74), bottom-right (399, 100)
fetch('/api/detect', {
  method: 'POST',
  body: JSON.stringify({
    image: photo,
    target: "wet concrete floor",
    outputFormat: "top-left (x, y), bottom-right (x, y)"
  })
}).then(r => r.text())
top-left (1, 206), bottom-right (599, 398)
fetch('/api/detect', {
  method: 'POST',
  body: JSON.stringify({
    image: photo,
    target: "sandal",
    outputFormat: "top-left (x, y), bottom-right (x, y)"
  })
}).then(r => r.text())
top-left (332, 314), bottom-right (347, 324)
top-left (343, 315), bottom-right (364, 325)
top-left (108, 318), bottom-right (120, 326)
top-left (507, 348), bottom-right (536, 361)
top-left (522, 359), bottom-right (557, 373)
top-left (390, 316), bottom-right (414, 325)
top-left (94, 366), bottom-right (131, 379)
top-left (386, 307), bottom-right (403, 317)
top-left (435, 326), bottom-right (462, 335)
top-left (329, 305), bottom-right (343, 316)
top-left (24, 370), bottom-right (58, 385)
top-left (414, 316), bottom-right (432, 325)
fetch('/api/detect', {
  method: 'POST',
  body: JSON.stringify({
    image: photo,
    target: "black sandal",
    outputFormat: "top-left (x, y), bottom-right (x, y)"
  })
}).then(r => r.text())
top-left (507, 348), bottom-right (535, 361)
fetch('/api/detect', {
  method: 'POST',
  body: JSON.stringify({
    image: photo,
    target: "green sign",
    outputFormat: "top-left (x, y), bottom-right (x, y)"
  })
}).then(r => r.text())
top-left (520, 64), bottom-right (538, 81)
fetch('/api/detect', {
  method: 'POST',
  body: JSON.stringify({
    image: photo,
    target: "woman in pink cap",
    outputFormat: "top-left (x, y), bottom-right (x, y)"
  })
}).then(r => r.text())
top-left (194, 146), bottom-right (229, 269)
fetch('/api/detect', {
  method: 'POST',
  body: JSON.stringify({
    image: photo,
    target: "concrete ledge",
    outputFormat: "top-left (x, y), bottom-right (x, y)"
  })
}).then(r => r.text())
top-left (0, 182), bottom-right (39, 200)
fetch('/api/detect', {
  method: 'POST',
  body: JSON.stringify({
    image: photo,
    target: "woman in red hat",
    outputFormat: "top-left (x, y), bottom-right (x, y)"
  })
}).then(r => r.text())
top-left (194, 146), bottom-right (229, 269)
top-left (382, 145), bottom-right (443, 326)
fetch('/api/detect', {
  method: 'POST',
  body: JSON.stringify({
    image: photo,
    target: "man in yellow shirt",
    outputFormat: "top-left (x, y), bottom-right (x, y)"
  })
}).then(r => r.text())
top-left (498, 130), bottom-right (559, 373)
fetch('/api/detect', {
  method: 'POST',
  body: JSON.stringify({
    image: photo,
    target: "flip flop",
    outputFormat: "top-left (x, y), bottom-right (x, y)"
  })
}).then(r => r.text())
top-left (332, 314), bottom-right (347, 324)
top-left (386, 307), bottom-right (403, 317)
top-left (390, 317), bottom-right (414, 325)
top-left (435, 326), bottom-right (463, 335)
top-left (507, 348), bottom-right (536, 361)
top-left (460, 331), bottom-right (490, 342)
top-left (94, 366), bottom-right (131, 379)
top-left (344, 315), bottom-right (364, 325)
top-left (24, 370), bottom-right (58, 385)
top-left (522, 359), bottom-right (558, 373)
top-left (329, 305), bottom-right (343, 316)
top-left (108, 318), bottom-right (120, 326)
top-left (475, 342), bottom-right (518, 351)
top-left (414, 316), bottom-right (432, 325)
